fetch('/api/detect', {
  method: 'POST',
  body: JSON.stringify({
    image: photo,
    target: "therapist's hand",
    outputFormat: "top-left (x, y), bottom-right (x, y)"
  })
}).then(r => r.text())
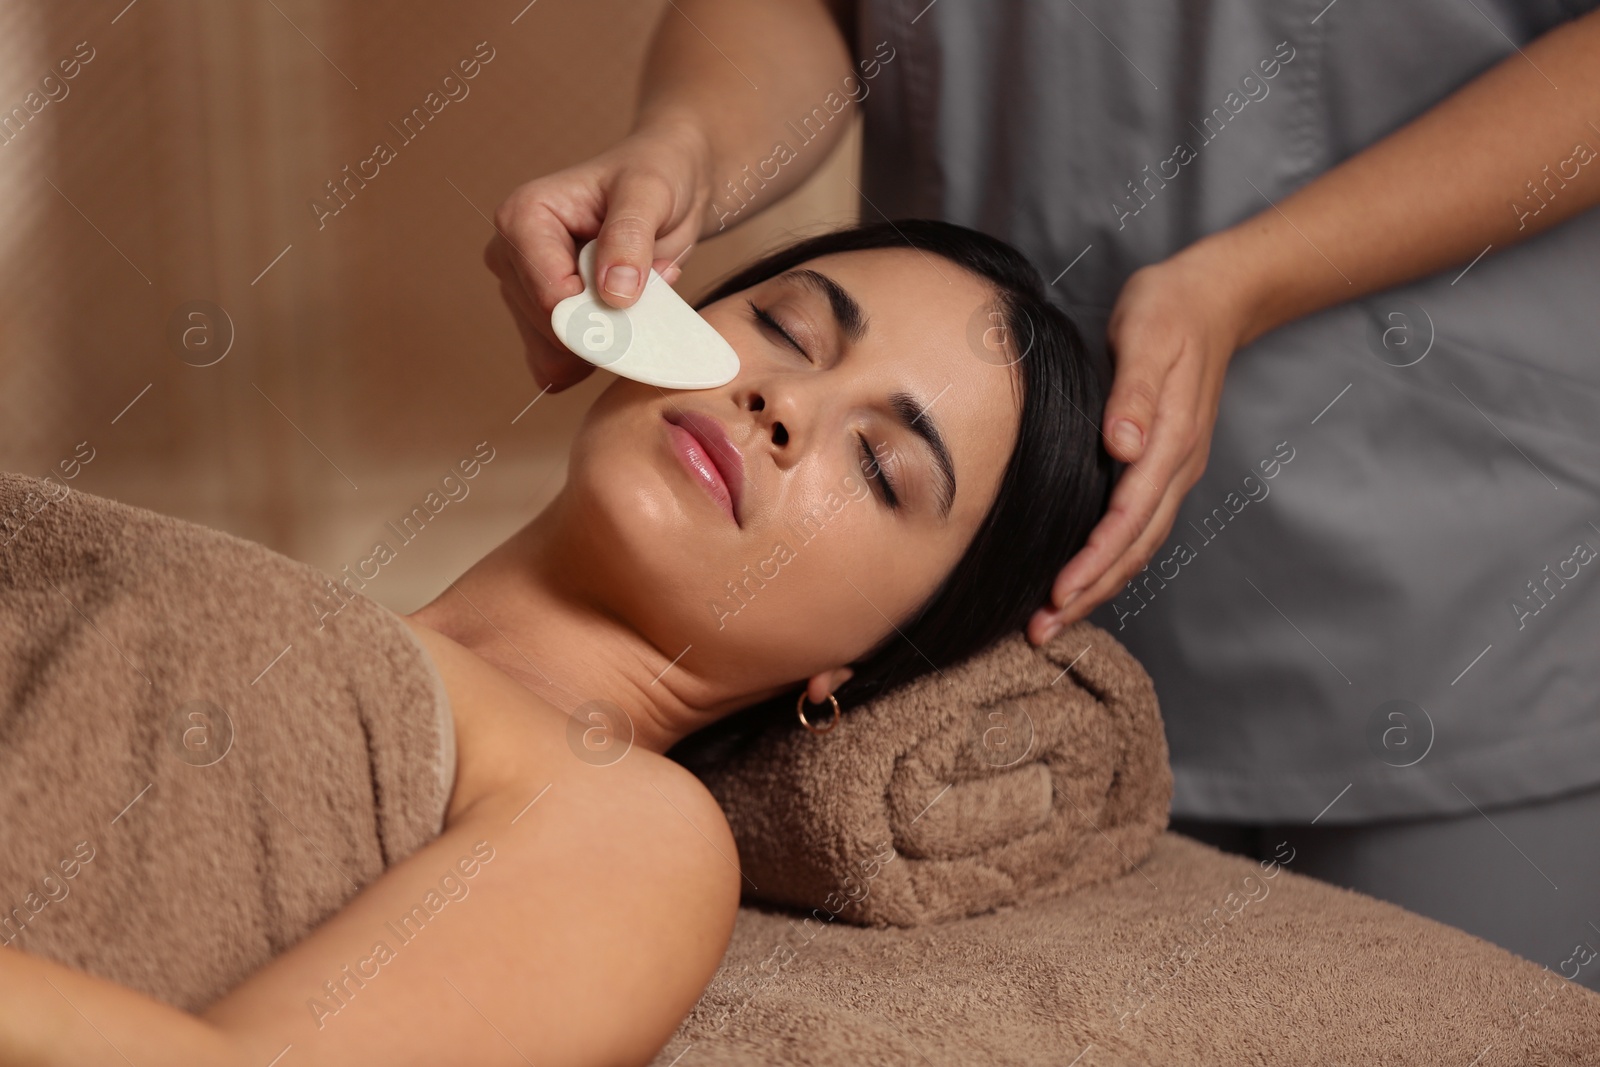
top-left (1028, 237), bottom-right (1252, 644)
top-left (1026, 5), bottom-right (1600, 647)
top-left (484, 120), bottom-right (713, 393)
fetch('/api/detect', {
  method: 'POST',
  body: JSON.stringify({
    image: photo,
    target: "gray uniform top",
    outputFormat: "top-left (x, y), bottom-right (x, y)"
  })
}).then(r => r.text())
top-left (854, 0), bottom-right (1600, 822)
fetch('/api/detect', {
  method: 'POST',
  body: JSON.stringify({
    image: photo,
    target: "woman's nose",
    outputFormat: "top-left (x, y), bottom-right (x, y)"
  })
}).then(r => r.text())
top-left (735, 350), bottom-right (857, 458)
top-left (742, 381), bottom-right (823, 454)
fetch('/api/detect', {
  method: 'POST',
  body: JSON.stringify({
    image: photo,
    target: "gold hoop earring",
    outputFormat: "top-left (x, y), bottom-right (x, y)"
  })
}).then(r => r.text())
top-left (797, 691), bottom-right (841, 735)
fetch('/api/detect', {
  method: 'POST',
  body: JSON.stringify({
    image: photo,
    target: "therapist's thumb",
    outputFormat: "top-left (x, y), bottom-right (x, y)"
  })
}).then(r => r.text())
top-left (1102, 364), bottom-right (1156, 463)
top-left (593, 171), bottom-right (673, 310)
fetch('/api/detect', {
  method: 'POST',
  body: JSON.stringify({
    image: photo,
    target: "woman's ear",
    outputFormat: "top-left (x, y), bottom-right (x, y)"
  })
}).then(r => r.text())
top-left (806, 667), bottom-right (855, 705)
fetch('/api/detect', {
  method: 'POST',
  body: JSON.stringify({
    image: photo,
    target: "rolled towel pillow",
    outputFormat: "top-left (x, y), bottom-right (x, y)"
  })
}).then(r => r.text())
top-left (684, 621), bottom-right (1172, 927)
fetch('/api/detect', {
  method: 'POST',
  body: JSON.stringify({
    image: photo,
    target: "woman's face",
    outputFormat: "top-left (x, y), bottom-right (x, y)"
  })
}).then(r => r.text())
top-left (560, 246), bottom-right (1022, 702)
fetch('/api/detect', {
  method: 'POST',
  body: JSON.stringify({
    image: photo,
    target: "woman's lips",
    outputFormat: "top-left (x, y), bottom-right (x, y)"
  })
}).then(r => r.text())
top-left (664, 412), bottom-right (745, 526)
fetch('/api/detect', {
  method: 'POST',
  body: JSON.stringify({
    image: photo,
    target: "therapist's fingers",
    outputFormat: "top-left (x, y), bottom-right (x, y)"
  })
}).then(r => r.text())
top-left (1029, 427), bottom-right (1206, 645)
top-left (1027, 467), bottom-right (1194, 644)
top-left (487, 224), bottom-right (689, 397)
top-left (485, 225), bottom-right (594, 393)
top-left (490, 182), bottom-right (592, 311)
top-left (592, 168), bottom-right (684, 309)
top-left (1050, 331), bottom-right (1204, 603)
top-left (483, 184), bottom-right (594, 393)
top-left (1042, 266), bottom-right (1196, 600)
top-left (485, 124), bottom-right (710, 391)
top-left (1034, 422), bottom-right (1210, 638)
top-left (1029, 247), bottom-right (1245, 643)
top-left (1035, 427), bottom-right (1191, 633)
top-left (1097, 263), bottom-right (1191, 464)
top-left (497, 264), bottom-right (593, 389)
top-left (1099, 355), bottom-right (1160, 465)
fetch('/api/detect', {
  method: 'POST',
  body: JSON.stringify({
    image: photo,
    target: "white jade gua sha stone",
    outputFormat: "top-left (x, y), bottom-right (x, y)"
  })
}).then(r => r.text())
top-left (550, 240), bottom-right (740, 389)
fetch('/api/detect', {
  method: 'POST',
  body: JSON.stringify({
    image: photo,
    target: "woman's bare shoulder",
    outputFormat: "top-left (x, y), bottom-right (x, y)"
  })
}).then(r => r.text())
top-left (393, 612), bottom-right (731, 835)
top-left (203, 753), bottom-right (742, 1067)
top-left (199, 615), bottom-right (743, 1067)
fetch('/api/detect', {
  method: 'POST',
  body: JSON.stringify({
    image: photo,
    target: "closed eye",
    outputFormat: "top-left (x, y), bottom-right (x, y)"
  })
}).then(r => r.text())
top-left (747, 298), bottom-right (900, 511)
top-left (859, 435), bottom-right (900, 510)
top-left (746, 299), bottom-right (811, 362)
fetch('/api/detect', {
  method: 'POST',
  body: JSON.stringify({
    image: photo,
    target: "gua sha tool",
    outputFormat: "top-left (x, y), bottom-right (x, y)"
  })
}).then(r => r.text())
top-left (550, 240), bottom-right (740, 389)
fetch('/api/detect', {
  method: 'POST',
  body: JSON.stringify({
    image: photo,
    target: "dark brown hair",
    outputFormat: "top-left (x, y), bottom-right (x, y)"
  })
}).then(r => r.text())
top-left (668, 218), bottom-right (1113, 769)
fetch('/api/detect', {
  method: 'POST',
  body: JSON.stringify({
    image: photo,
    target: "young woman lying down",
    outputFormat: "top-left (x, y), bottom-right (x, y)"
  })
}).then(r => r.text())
top-left (0, 219), bottom-right (1111, 1067)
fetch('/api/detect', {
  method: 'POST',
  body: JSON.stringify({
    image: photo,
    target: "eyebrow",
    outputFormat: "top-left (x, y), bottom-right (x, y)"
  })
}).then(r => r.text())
top-left (783, 268), bottom-right (868, 345)
top-left (780, 267), bottom-right (957, 520)
top-left (889, 391), bottom-right (957, 521)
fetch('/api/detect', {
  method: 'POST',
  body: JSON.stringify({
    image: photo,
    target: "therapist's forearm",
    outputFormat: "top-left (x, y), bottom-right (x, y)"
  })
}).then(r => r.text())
top-left (1206, 8), bottom-right (1600, 348)
top-left (633, 0), bottom-right (858, 236)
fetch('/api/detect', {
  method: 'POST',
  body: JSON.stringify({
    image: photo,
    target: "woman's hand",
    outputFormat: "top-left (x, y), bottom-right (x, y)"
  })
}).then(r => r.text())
top-left (485, 118), bottom-right (715, 393)
top-left (1029, 236), bottom-right (1254, 644)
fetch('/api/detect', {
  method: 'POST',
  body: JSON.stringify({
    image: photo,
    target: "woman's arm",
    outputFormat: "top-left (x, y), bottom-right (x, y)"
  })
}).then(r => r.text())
top-left (1034, 6), bottom-right (1600, 637)
top-left (1, 754), bottom-right (741, 1067)
top-left (0, 944), bottom-right (236, 1066)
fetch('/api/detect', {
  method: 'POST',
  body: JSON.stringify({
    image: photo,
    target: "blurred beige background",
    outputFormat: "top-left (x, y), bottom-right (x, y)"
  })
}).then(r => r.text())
top-left (0, 0), bottom-right (861, 612)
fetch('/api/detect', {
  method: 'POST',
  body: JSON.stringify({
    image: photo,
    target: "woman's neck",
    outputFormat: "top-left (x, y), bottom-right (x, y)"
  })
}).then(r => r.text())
top-left (403, 502), bottom-right (784, 756)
